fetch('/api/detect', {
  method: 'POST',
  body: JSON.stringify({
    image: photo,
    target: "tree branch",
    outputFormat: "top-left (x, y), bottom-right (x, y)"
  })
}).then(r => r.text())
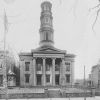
top-left (92, 8), bottom-right (100, 33)
top-left (89, 3), bottom-right (100, 12)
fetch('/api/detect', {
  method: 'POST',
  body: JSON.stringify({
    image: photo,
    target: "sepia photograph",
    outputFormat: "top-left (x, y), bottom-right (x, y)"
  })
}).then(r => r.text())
top-left (0, 0), bottom-right (100, 100)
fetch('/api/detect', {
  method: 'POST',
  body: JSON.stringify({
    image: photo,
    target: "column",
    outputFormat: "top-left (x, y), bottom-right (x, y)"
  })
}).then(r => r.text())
top-left (71, 61), bottom-right (74, 85)
top-left (60, 58), bottom-right (65, 86)
top-left (52, 58), bottom-right (55, 86)
top-left (33, 58), bottom-right (36, 86)
top-left (43, 58), bottom-right (46, 86)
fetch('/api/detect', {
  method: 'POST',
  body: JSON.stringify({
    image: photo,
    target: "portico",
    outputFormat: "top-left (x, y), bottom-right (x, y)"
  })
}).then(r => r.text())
top-left (32, 55), bottom-right (65, 86)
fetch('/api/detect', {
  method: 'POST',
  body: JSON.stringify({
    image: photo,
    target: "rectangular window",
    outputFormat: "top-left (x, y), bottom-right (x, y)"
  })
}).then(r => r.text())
top-left (66, 74), bottom-right (70, 83)
top-left (55, 75), bottom-right (59, 85)
top-left (0, 64), bottom-right (2, 68)
top-left (46, 75), bottom-right (50, 83)
top-left (25, 74), bottom-right (30, 83)
top-left (25, 62), bottom-right (30, 71)
top-left (98, 80), bottom-right (100, 86)
top-left (66, 66), bottom-right (70, 71)
top-left (65, 62), bottom-right (70, 71)
top-left (55, 65), bottom-right (60, 71)
top-left (37, 64), bottom-right (42, 71)
top-left (0, 75), bottom-right (3, 86)
top-left (66, 62), bottom-right (70, 66)
top-left (46, 64), bottom-right (50, 71)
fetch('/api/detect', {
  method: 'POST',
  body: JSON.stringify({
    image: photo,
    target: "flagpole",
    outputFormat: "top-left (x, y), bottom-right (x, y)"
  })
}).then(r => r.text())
top-left (3, 9), bottom-right (8, 100)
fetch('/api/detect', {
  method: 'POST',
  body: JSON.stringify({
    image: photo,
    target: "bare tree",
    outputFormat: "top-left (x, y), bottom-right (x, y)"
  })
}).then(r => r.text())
top-left (89, 0), bottom-right (100, 33)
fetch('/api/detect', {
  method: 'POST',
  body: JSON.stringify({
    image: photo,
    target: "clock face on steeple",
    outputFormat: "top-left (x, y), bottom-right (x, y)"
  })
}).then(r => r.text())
top-left (39, 1), bottom-right (54, 47)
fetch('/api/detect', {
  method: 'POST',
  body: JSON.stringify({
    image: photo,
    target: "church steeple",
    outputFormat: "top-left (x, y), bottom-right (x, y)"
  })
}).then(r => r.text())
top-left (39, 1), bottom-right (54, 47)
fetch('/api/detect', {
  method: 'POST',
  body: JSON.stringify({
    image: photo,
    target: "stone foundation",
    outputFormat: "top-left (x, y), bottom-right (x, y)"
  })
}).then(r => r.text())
top-left (0, 93), bottom-right (46, 99)
top-left (0, 92), bottom-right (93, 99)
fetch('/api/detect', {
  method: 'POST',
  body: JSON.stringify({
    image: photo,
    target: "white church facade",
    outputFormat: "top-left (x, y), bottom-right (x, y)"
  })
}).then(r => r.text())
top-left (19, 1), bottom-right (75, 87)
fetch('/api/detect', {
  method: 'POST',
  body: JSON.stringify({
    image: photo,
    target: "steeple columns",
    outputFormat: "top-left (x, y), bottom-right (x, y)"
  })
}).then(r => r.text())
top-left (39, 1), bottom-right (54, 47)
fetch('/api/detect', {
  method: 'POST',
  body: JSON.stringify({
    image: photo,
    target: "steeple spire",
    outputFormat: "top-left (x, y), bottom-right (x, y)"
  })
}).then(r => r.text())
top-left (39, 1), bottom-right (54, 47)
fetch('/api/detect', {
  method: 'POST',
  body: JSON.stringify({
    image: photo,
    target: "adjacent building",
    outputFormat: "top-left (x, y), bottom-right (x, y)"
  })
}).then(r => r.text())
top-left (74, 79), bottom-right (90, 87)
top-left (89, 63), bottom-right (100, 88)
top-left (0, 50), bottom-right (16, 87)
top-left (19, 1), bottom-right (75, 87)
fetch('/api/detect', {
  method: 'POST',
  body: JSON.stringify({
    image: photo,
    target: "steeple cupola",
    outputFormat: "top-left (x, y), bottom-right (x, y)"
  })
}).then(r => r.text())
top-left (39, 1), bottom-right (54, 47)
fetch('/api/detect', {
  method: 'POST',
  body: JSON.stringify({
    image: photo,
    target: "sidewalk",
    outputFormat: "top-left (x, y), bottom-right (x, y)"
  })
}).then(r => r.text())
top-left (0, 97), bottom-right (99, 100)
top-left (0, 88), bottom-right (45, 94)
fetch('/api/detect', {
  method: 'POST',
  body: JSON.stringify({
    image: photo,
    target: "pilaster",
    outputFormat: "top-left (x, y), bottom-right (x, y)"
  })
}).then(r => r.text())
top-left (60, 58), bottom-right (66, 86)
top-left (33, 58), bottom-right (36, 86)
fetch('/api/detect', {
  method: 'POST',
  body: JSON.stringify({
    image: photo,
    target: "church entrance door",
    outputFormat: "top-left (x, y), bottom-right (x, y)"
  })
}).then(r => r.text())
top-left (55, 75), bottom-right (59, 85)
top-left (36, 75), bottom-right (42, 85)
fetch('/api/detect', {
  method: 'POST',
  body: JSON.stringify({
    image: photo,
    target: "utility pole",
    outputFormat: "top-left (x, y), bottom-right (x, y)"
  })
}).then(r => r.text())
top-left (84, 66), bottom-right (86, 100)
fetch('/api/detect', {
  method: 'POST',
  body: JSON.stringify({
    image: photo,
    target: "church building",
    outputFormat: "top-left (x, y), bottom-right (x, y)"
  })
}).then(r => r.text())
top-left (19, 1), bottom-right (75, 87)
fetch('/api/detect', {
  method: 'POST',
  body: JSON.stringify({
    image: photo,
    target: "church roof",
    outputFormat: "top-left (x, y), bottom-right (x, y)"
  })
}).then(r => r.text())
top-left (19, 52), bottom-right (32, 56)
top-left (41, 1), bottom-right (52, 8)
top-left (65, 54), bottom-right (75, 58)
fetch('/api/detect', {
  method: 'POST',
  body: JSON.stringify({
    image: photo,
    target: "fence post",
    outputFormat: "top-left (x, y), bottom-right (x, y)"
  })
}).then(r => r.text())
top-left (91, 87), bottom-right (95, 97)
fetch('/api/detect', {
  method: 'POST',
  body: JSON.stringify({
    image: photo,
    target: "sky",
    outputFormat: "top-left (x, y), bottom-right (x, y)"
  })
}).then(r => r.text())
top-left (0, 0), bottom-right (100, 79)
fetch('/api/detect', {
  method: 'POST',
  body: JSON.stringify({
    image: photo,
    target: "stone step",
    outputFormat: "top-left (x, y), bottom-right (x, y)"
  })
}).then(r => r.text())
top-left (48, 90), bottom-right (61, 98)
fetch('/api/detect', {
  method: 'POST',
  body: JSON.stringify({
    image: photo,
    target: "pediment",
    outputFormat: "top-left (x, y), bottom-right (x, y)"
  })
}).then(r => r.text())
top-left (32, 46), bottom-right (66, 54)
top-left (42, 49), bottom-right (53, 52)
